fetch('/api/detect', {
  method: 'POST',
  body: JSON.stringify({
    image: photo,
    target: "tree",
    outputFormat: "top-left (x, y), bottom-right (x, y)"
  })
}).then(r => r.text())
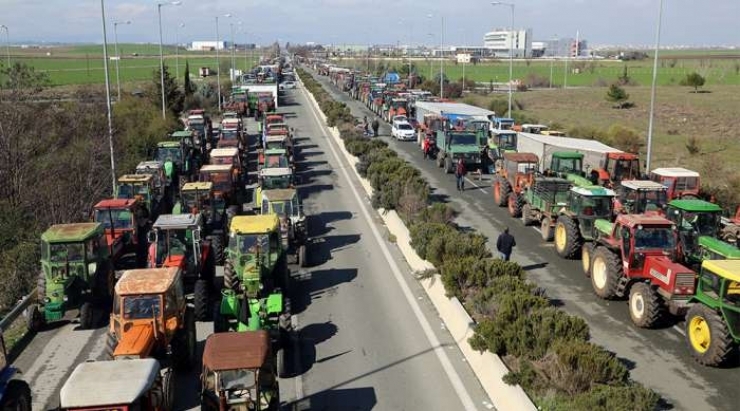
top-left (606, 84), bottom-right (630, 108)
top-left (617, 65), bottom-right (632, 86)
top-left (183, 60), bottom-right (194, 96)
top-left (681, 72), bottom-right (706, 92)
top-left (148, 65), bottom-right (183, 116)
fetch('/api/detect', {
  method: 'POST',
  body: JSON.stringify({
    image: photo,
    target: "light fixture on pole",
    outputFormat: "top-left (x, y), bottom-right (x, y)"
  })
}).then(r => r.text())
top-left (216, 13), bottom-right (232, 112)
top-left (645, 0), bottom-right (664, 173)
top-left (175, 22), bottom-right (184, 81)
top-left (113, 20), bottom-right (131, 102)
top-left (0, 25), bottom-right (9, 69)
top-left (491, 1), bottom-right (514, 117)
top-left (99, 0), bottom-right (116, 195)
top-left (157, 1), bottom-right (182, 119)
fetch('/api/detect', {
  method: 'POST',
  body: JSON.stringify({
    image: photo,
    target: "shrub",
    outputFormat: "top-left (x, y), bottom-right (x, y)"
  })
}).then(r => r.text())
top-left (409, 222), bottom-right (457, 261)
top-left (605, 84), bottom-right (630, 108)
top-left (607, 124), bottom-right (642, 153)
top-left (413, 203), bottom-right (457, 225)
top-left (488, 99), bottom-right (508, 116)
top-left (681, 72), bottom-right (706, 92)
top-left (548, 340), bottom-right (628, 395)
top-left (441, 258), bottom-right (525, 299)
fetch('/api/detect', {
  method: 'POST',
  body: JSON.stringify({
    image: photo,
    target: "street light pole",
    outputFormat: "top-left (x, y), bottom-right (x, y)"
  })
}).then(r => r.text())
top-left (99, 0), bottom-right (116, 195)
top-left (157, 1), bottom-right (182, 120)
top-left (646, 0), bottom-right (664, 173)
top-left (229, 22), bottom-right (236, 82)
top-left (113, 20), bottom-right (130, 102)
top-left (439, 16), bottom-right (444, 98)
top-left (549, 35), bottom-right (557, 88)
top-left (215, 13), bottom-right (231, 112)
top-left (176, 22), bottom-right (184, 81)
top-left (0, 25), bottom-right (9, 69)
top-left (492, 1), bottom-right (514, 117)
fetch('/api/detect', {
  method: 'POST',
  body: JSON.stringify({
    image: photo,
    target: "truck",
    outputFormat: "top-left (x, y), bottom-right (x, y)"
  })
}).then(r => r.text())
top-left (238, 83), bottom-right (280, 109)
top-left (517, 132), bottom-right (622, 176)
top-left (435, 129), bottom-right (482, 174)
top-left (414, 101), bottom-right (495, 127)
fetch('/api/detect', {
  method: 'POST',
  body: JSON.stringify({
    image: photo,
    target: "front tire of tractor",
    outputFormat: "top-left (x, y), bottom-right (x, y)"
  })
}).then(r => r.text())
top-left (541, 218), bottom-right (554, 242)
top-left (629, 282), bottom-right (665, 328)
top-left (0, 380), bottom-right (32, 411)
top-left (507, 193), bottom-right (522, 218)
top-left (554, 216), bottom-right (582, 259)
top-left (685, 304), bottom-right (735, 367)
top-left (298, 245), bottom-right (308, 268)
top-left (521, 203), bottom-right (534, 226)
top-left (277, 347), bottom-right (288, 379)
top-left (208, 236), bottom-right (225, 266)
top-left (162, 369), bottom-right (175, 411)
top-left (26, 303), bottom-right (43, 334)
top-left (581, 243), bottom-right (595, 276)
top-left (79, 302), bottom-right (94, 330)
top-left (36, 271), bottom-right (45, 305)
top-left (224, 260), bottom-right (239, 291)
top-left (590, 247), bottom-right (622, 300)
top-left (194, 279), bottom-right (210, 322)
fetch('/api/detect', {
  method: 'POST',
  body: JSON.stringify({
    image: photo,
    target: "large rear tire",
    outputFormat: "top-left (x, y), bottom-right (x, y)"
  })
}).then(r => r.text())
top-left (194, 279), bottom-right (210, 322)
top-left (162, 369), bottom-right (175, 411)
top-left (173, 307), bottom-right (197, 372)
top-left (541, 218), bottom-right (554, 242)
top-left (298, 245), bottom-right (308, 268)
top-left (507, 193), bottom-right (522, 218)
top-left (224, 260), bottom-right (239, 291)
top-left (554, 216), bottom-right (582, 259)
top-left (105, 331), bottom-right (118, 360)
top-left (521, 203), bottom-right (535, 226)
top-left (628, 282), bottom-right (665, 328)
top-left (79, 302), bottom-right (94, 330)
top-left (208, 236), bottom-right (224, 266)
top-left (581, 243), bottom-right (595, 276)
top-left (685, 304), bottom-right (735, 367)
top-left (444, 156), bottom-right (452, 174)
top-left (0, 380), bottom-right (32, 411)
top-left (590, 247), bottom-right (622, 299)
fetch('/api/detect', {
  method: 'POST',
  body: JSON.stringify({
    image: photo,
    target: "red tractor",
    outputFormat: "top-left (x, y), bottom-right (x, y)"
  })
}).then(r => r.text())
top-left (92, 198), bottom-right (147, 269)
top-left (589, 152), bottom-right (642, 188)
top-left (492, 152), bottom-right (539, 218)
top-left (648, 167), bottom-right (701, 200)
top-left (586, 214), bottom-right (696, 328)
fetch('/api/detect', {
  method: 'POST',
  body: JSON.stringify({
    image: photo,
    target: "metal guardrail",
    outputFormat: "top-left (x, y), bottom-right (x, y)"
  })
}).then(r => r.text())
top-left (0, 293), bottom-right (33, 332)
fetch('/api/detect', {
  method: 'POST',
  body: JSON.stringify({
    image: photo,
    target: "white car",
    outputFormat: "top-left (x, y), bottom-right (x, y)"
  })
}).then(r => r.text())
top-left (392, 121), bottom-right (416, 141)
top-left (280, 81), bottom-right (297, 90)
top-left (391, 115), bottom-right (408, 124)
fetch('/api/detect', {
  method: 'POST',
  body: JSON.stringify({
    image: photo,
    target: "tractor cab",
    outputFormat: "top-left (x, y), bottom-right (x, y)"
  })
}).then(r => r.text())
top-left (488, 130), bottom-right (518, 159)
top-left (201, 331), bottom-right (280, 411)
top-left (154, 140), bottom-right (192, 187)
top-left (199, 164), bottom-right (237, 205)
top-left (218, 119), bottom-right (243, 150)
top-left (92, 198), bottom-right (140, 263)
top-left (147, 214), bottom-right (214, 285)
top-left (649, 167), bottom-right (701, 200)
top-left (493, 152), bottom-right (540, 209)
top-left (492, 117), bottom-right (514, 131)
top-left (259, 167), bottom-right (294, 190)
top-left (135, 161), bottom-right (167, 198)
top-left (59, 359), bottom-right (171, 411)
top-left (521, 124), bottom-right (549, 134)
top-left (594, 152), bottom-right (641, 187)
top-left (262, 148), bottom-right (292, 170)
top-left (665, 199), bottom-right (725, 267)
top-left (422, 114), bottom-right (447, 137)
top-left (171, 129), bottom-right (202, 159)
top-left (614, 180), bottom-right (668, 216)
top-left (116, 174), bottom-right (162, 218)
top-left (547, 151), bottom-right (591, 187)
top-left (569, 186), bottom-right (616, 220)
top-left (225, 215), bottom-right (283, 298)
top-left (261, 188), bottom-right (308, 266)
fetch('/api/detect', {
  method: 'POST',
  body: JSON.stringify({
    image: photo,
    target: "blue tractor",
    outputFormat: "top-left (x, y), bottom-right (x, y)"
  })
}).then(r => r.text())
top-left (0, 334), bottom-right (31, 410)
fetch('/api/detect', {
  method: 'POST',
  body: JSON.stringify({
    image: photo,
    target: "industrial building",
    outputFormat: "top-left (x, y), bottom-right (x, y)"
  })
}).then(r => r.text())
top-left (482, 29), bottom-right (533, 58)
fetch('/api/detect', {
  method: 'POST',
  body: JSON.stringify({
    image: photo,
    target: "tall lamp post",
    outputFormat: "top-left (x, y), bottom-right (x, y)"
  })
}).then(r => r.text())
top-left (0, 25), bottom-right (9, 69)
top-left (491, 1), bottom-right (514, 117)
top-left (427, 14), bottom-right (445, 98)
top-left (216, 13), bottom-right (232, 112)
top-left (99, 0), bottom-right (116, 194)
top-left (549, 35), bottom-right (557, 88)
top-left (113, 20), bottom-right (131, 102)
top-left (645, 0), bottom-right (665, 173)
top-left (175, 22), bottom-right (184, 81)
top-left (157, 1), bottom-right (182, 119)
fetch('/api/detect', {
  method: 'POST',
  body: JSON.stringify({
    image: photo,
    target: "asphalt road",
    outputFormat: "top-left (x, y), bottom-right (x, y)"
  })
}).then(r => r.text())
top-left (305, 68), bottom-right (740, 411)
top-left (12, 87), bottom-right (496, 411)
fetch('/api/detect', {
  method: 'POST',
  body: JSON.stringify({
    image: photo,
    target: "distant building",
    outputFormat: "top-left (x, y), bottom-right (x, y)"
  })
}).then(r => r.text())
top-left (531, 41), bottom-right (546, 58)
top-left (542, 38), bottom-right (588, 57)
top-left (483, 29), bottom-right (533, 58)
top-left (190, 41), bottom-right (227, 51)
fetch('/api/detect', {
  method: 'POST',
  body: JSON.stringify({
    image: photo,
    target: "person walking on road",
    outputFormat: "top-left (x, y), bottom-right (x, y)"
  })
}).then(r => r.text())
top-left (496, 227), bottom-right (516, 261)
top-left (371, 117), bottom-right (380, 137)
top-left (455, 157), bottom-right (467, 191)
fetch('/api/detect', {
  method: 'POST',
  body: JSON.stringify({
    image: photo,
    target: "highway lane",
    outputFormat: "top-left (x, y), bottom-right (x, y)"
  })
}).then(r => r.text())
top-left (306, 68), bottom-right (740, 411)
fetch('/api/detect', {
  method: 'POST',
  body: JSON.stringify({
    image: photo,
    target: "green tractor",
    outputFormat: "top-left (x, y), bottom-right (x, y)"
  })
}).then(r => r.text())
top-left (154, 140), bottom-right (197, 190)
top-left (545, 151), bottom-right (593, 187)
top-left (685, 259), bottom-right (740, 367)
top-left (216, 214), bottom-right (291, 377)
top-left (261, 188), bottom-right (309, 267)
top-left (553, 186), bottom-right (616, 262)
top-left (173, 181), bottom-right (236, 254)
top-left (486, 130), bottom-right (518, 173)
top-left (520, 177), bottom-right (572, 238)
top-left (30, 223), bottom-right (114, 331)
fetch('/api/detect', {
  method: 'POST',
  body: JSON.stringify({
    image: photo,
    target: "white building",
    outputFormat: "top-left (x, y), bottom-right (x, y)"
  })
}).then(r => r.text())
top-left (483, 29), bottom-right (533, 58)
top-left (189, 41), bottom-right (227, 51)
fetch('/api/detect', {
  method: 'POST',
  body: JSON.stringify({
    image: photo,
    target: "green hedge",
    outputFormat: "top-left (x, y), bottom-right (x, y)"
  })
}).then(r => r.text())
top-left (297, 67), bottom-right (659, 411)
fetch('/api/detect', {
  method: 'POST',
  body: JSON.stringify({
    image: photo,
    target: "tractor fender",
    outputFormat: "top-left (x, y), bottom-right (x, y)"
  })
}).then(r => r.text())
top-left (590, 168), bottom-right (610, 185)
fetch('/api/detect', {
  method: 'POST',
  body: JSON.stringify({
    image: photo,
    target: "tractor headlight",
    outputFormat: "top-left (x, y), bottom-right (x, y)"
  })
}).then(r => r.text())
top-left (44, 297), bottom-right (51, 303)
top-left (63, 295), bottom-right (68, 302)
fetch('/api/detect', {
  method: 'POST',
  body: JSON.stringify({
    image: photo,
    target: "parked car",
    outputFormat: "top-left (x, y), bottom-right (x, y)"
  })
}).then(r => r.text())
top-left (392, 121), bottom-right (416, 141)
top-left (280, 81), bottom-right (297, 90)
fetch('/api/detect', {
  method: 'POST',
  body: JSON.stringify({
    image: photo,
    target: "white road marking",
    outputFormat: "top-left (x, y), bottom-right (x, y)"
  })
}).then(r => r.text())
top-left (673, 325), bottom-right (686, 337)
top-left (465, 177), bottom-right (488, 194)
top-left (301, 84), bottom-right (478, 411)
top-left (292, 314), bottom-right (303, 399)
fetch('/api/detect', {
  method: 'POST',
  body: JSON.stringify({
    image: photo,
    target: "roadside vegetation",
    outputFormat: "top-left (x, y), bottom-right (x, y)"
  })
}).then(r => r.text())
top-left (298, 67), bottom-right (660, 410)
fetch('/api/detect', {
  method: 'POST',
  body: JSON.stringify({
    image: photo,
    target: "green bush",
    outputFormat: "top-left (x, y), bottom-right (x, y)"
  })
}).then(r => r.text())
top-left (412, 203), bottom-right (457, 225)
top-left (549, 340), bottom-right (628, 394)
top-left (409, 222), bottom-right (458, 261)
top-left (548, 383), bottom-right (660, 411)
top-left (440, 257), bottom-right (525, 299)
top-left (469, 275), bottom-right (536, 317)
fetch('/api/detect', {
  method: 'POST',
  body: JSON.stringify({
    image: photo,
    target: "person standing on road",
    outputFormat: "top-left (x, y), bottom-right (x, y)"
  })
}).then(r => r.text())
top-left (496, 227), bottom-right (516, 261)
top-left (371, 117), bottom-right (380, 137)
top-left (455, 157), bottom-right (467, 191)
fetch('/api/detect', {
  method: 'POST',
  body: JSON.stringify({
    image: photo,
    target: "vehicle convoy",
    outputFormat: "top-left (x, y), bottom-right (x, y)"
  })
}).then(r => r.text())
top-left (613, 180), bottom-right (669, 216)
top-left (116, 174), bottom-right (166, 219)
top-left (0, 334), bottom-right (31, 411)
top-left (261, 188), bottom-right (309, 267)
top-left (106, 268), bottom-right (196, 373)
top-left (435, 129), bottom-right (482, 174)
top-left (649, 167), bottom-right (701, 200)
top-left (492, 152), bottom-right (539, 217)
top-left (59, 358), bottom-right (172, 411)
top-left (30, 223), bottom-right (114, 331)
top-left (201, 331), bottom-right (280, 411)
top-left (217, 215), bottom-right (291, 377)
top-left (147, 214), bottom-right (218, 320)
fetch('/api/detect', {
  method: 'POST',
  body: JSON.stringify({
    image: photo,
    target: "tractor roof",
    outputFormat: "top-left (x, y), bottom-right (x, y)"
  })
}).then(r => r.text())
top-left (157, 141), bottom-right (181, 148)
top-left (201, 164), bottom-right (233, 172)
top-left (616, 214), bottom-right (673, 228)
top-left (522, 123), bottom-right (549, 129)
top-left (136, 161), bottom-right (164, 172)
top-left (668, 199), bottom-right (722, 213)
top-left (42, 223), bottom-right (102, 243)
top-left (607, 152), bottom-right (638, 159)
top-left (60, 358), bottom-right (160, 409)
top-left (504, 152), bottom-right (539, 163)
top-left (94, 198), bottom-right (136, 209)
top-left (230, 214), bottom-right (279, 235)
top-left (210, 147), bottom-right (239, 157)
top-left (650, 167), bottom-right (699, 178)
top-left (259, 167), bottom-right (292, 177)
top-left (153, 213), bottom-right (201, 229)
top-left (116, 267), bottom-right (180, 295)
top-left (263, 188), bottom-right (297, 202)
top-left (118, 174), bottom-right (153, 183)
top-left (699, 236), bottom-right (740, 259)
top-left (571, 186), bottom-right (616, 197)
top-left (266, 115), bottom-right (283, 121)
top-left (701, 260), bottom-right (740, 282)
top-left (171, 130), bottom-right (192, 138)
top-left (266, 134), bottom-right (288, 142)
top-left (620, 180), bottom-right (666, 191)
top-left (552, 151), bottom-right (584, 159)
top-left (265, 148), bottom-right (287, 155)
top-left (203, 331), bottom-right (270, 371)
top-left (182, 181), bottom-right (213, 192)
top-left (491, 129), bottom-right (517, 136)
top-left (267, 122), bottom-right (288, 129)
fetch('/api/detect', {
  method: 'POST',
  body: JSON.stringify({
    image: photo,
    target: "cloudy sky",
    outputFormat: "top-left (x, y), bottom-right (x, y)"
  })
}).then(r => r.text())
top-left (1, 0), bottom-right (738, 47)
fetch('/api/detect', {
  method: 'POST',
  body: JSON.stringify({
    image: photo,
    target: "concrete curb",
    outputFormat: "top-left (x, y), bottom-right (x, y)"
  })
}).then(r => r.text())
top-left (297, 71), bottom-right (538, 411)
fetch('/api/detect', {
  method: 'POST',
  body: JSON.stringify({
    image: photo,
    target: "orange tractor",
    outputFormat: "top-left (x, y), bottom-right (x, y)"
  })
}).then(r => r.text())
top-left (492, 152), bottom-right (540, 217)
top-left (589, 152), bottom-right (642, 188)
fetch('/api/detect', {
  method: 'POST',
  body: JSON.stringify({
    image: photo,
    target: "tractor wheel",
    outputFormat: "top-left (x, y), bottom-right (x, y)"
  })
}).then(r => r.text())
top-left (298, 244), bottom-right (308, 268)
top-left (276, 347), bottom-right (288, 379)
top-left (162, 369), bottom-right (175, 411)
top-left (444, 156), bottom-right (452, 174)
top-left (224, 260), bottom-right (240, 291)
top-left (213, 301), bottom-right (228, 333)
top-left (590, 247), bottom-right (622, 300)
top-left (499, 180), bottom-right (512, 207)
top-left (521, 203), bottom-right (535, 226)
top-left (105, 332), bottom-right (118, 360)
top-left (581, 243), bottom-right (595, 276)
top-left (79, 302), bottom-right (94, 330)
top-left (629, 282), bottom-right (665, 328)
top-left (0, 380), bottom-right (32, 411)
top-left (541, 218), bottom-right (554, 242)
top-left (685, 304), bottom-right (735, 367)
top-left (507, 193), bottom-right (522, 218)
top-left (36, 271), bottom-right (45, 304)
top-left (209, 236), bottom-right (224, 266)
top-left (493, 179), bottom-right (502, 205)
top-left (25, 304), bottom-right (43, 334)
top-left (554, 216), bottom-right (582, 259)
top-left (194, 279), bottom-right (211, 322)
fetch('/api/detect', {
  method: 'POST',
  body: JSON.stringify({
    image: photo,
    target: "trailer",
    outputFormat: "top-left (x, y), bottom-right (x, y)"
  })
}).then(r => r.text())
top-left (414, 101), bottom-right (495, 125)
top-left (238, 83), bottom-right (280, 108)
top-left (517, 132), bottom-right (622, 174)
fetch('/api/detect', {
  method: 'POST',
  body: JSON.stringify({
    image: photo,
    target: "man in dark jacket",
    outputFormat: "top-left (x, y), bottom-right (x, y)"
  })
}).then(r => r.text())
top-left (496, 227), bottom-right (516, 261)
top-left (455, 157), bottom-right (466, 191)
top-left (371, 117), bottom-right (380, 137)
